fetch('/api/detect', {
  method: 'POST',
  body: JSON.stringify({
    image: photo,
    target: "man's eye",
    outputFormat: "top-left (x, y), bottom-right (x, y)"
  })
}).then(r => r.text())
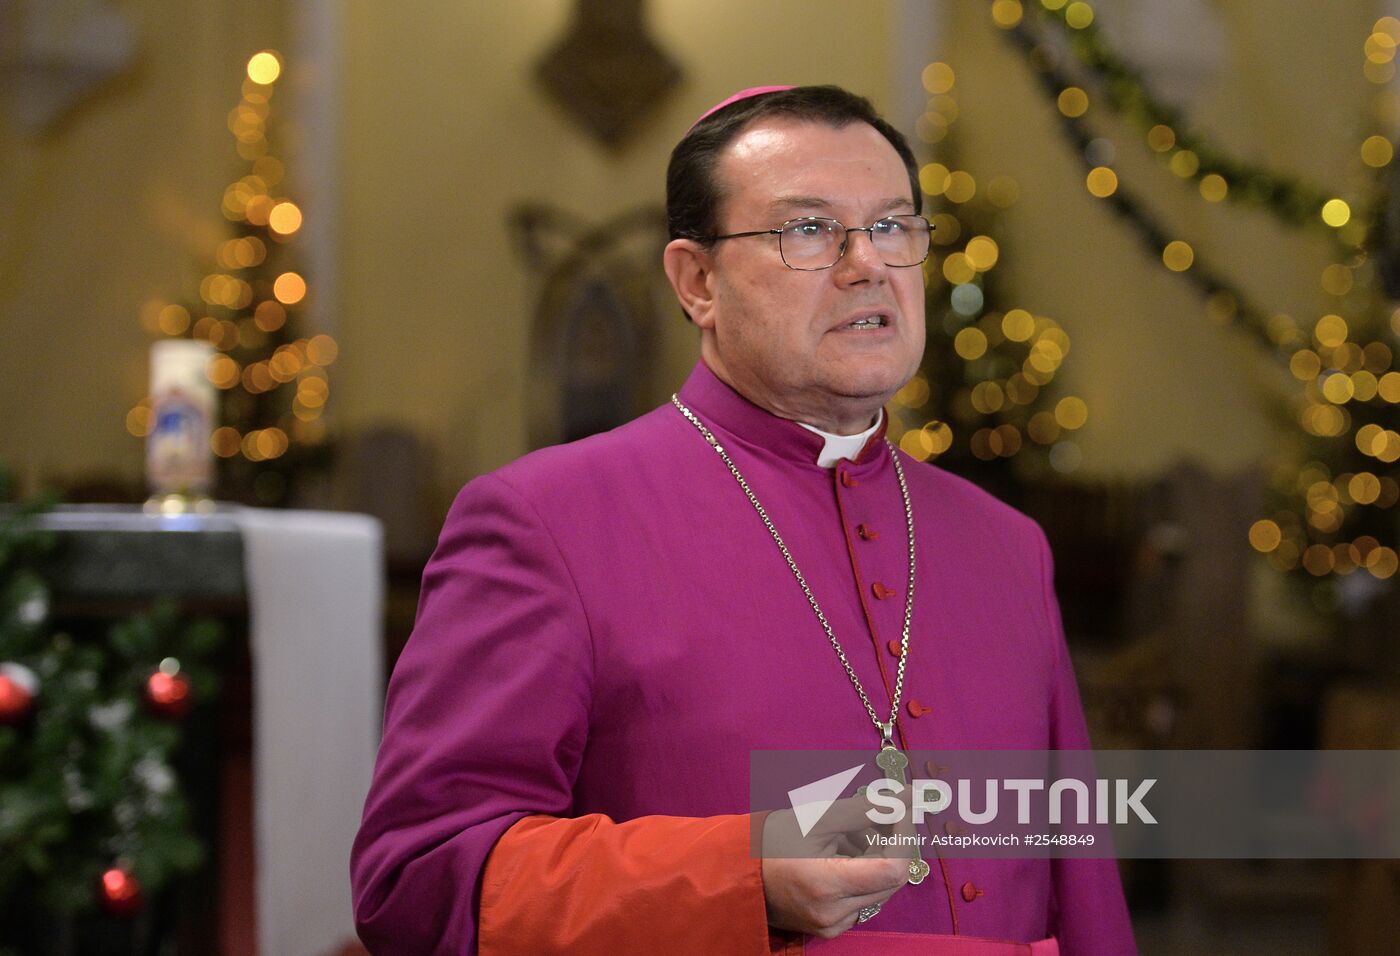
top-left (873, 219), bottom-right (903, 235)
top-left (790, 221), bottom-right (832, 238)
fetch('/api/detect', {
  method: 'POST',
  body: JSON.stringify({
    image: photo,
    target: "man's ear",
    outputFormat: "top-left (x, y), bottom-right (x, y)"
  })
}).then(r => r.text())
top-left (663, 238), bottom-right (717, 328)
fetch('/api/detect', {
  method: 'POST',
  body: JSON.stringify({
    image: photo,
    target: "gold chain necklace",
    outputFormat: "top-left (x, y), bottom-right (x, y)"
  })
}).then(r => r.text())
top-left (670, 395), bottom-right (929, 885)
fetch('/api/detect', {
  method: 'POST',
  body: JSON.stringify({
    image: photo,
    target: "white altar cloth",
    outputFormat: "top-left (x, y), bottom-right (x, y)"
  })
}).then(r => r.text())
top-left (237, 509), bottom-right (383, 956)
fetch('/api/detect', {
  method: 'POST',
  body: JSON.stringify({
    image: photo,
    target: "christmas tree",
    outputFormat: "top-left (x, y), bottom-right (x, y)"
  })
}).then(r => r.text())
top-left (0, 463), bottom-right (223, 946)
top-left (889, 58), bottom-right (1089, 503)
top-left (130, 50), bottom-right (336, 506)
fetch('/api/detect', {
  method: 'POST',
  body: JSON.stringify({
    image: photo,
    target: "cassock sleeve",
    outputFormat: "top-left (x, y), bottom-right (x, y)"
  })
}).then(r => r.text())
top-left (350, 474), bottom-right (776, 955)
top-left (1035, 528), bottom-right (1139, 955)
top-left (479, 813), bottom-right (790, 956)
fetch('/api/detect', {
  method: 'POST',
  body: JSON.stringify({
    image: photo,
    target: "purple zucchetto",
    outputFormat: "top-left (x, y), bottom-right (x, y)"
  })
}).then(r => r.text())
top-left (686, 85), bottom-right (795, 133)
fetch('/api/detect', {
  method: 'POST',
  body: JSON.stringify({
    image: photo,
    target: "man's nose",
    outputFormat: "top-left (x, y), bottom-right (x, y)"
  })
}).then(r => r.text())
top-left (834, 229), bottom-right (887, 282)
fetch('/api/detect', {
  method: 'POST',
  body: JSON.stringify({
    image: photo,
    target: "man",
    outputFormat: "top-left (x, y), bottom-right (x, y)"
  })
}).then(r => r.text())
top-left (351, 85), bottom-right (1136, 955)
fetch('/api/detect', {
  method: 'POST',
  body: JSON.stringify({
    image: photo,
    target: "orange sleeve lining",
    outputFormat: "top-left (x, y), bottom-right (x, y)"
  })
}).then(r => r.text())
top-left (480, 812), bottom-right (796, 956)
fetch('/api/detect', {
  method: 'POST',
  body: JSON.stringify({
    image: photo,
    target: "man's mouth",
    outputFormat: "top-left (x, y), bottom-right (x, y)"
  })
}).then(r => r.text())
top-left (842, 314), bottom-right (889, 330)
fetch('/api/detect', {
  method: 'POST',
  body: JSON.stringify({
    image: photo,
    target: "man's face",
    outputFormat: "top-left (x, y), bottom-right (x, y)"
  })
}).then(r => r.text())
top-left (697, 117), bottom-right (926, 431)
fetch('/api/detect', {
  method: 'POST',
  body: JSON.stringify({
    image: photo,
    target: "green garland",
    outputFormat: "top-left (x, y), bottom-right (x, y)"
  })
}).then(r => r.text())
top-left (0, 469), bottom-right (222, 931)
top-left (998, 12), bottom-right (1316, 366)
top-left (1032, 0), bottom-right (1345, 235)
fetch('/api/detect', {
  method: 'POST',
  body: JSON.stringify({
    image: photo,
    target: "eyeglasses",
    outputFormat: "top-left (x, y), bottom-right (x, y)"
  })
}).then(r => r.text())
top-left (706, 215), bottom-right (933, 271)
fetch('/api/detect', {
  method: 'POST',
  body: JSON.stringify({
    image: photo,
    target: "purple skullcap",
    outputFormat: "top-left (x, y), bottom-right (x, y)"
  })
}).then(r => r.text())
top-left (686, 85), bottom-right (795, 133)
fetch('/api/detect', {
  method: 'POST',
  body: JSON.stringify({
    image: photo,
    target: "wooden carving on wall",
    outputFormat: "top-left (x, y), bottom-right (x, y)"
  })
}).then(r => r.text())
top-left (535, 0), bottom-right (681, 149)
top-left (511, 205), bottom-right (671, 448)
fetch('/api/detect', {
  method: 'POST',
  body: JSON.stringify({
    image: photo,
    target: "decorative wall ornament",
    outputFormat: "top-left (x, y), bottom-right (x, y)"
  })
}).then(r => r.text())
top-left (511, 205), bottom-right (670, 448)
top-left (535, 0), bottom-right (681, 149)
top-left (0, 0), bottom-right (136, 133)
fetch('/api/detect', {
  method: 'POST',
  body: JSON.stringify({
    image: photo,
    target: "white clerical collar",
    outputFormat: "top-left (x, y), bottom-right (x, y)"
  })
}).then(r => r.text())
top-left (796, 409), bottom-right (884, 469)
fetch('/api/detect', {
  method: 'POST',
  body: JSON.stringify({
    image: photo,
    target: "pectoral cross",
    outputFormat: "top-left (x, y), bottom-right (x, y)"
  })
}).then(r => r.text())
top-left (875, 733), bottom-right (930, 885)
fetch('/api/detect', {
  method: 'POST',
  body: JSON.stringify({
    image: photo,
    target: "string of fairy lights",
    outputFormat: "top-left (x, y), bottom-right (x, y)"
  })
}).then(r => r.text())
top-left (996, 8), bottom-right (1314, 359)
top-left (979, 0), bottom-right (1400, 595)
top-left (128, 50), bottom-right (336, 504)
top-left (888, 57), bottom-right (1091, 477)
top-left (1008, 0), bottom-right (1352, 234)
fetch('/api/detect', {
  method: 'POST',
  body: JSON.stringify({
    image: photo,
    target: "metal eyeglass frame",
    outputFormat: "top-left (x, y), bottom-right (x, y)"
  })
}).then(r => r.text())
top-left (704, 215), bottom-right (933, 271)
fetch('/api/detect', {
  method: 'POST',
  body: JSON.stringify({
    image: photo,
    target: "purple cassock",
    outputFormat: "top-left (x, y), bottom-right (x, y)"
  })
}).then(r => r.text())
top-left (351, 359), bottom-right (1137, 954)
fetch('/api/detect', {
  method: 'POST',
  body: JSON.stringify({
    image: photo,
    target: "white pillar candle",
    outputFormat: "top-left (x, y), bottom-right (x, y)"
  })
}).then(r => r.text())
top-left (146, 339), bottom-right (217, 497)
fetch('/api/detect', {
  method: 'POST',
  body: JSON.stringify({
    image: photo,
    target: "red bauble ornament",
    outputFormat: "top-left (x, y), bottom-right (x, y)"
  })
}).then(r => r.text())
top-left (145, 670), bottom-right (192, 719)
top-left (98, 866), bottom-right (143, 917)
top-left (0, 663), bottom-right (38, 725)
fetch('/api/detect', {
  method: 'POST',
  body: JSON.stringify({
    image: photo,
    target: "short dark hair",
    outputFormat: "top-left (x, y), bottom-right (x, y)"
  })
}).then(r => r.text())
top-left (665, 85), bottom-right (921, 245)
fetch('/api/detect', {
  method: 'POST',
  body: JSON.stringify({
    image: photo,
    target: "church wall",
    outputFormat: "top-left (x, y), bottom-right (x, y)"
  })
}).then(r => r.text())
top-left (333, 0), bottom-right (897, 505)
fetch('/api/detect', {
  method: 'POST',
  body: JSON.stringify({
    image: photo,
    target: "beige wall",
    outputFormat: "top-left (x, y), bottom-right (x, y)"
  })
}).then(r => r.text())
top-left (335, 0), bottom-right (898, 502)
top-left (0, 0), bottom-right (1383, 504)
top-left (0, 0), bottom-right (899, 504)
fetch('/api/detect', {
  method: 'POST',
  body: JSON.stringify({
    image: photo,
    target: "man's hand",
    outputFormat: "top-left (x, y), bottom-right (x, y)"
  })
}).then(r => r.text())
top-left (758, 790), bottom-right (914, 938)
top-left (761, 855), bottom-right (909, 938)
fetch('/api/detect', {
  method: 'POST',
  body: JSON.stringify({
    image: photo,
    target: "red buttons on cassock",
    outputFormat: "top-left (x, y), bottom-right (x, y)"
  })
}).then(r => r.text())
top-left (872, 582), bottom-right (897, 600)
top-left (840, 471), bottom-right (858, 488)
top-left (886, 639), bottom-right (903, 658)
top-left (907, 700), bottom-right (932, 718)
top-left (961, 881), bottom-right (983, 902)
top-left (857, 524), bottom-right (879, 540)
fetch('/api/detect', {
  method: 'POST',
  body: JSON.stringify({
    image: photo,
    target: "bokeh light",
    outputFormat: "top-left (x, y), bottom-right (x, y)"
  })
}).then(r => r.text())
top-left (273, 272), bottom-right (307, 305)
top-left (246, 51), bottom-right (282, 85)
top-left (944, 171), bottom-right (977, 203)
top-left (1199, 174), bottom-right (1228, 202)
top-left (990, 0), bottom-right (1023, 28)
top-left (954, 327), bottom-right (988, 360)
top-left (1057, 87), bottom-right (1089, 118)
top-left (1314, 314), bottom-right (1348, 347)
top-left (920, 163), bottom-right (951, 196)
top-left (1320, 264), bottom-right (1353, 296)
top-left (1054, 396), bottom-right (1088, 430)
top-left (922, 62), bottom-right (955, 95)
top-left (1064, 1), bottom-right (1094, 28)
top-left (307, 334), bottom-right (339, 366)
top-left (268, 201), bottom-right (303, 236)
top-left (1162, 241), bottom-right (1194, 272)
top-left (1147, 125), bottom-right (1176, 152)
top-left (1361, 135), bottom-right (1394, 167)
top-left (1086, 166), bottom-right (1118, 197)
top-left (158, 304), bottom-right (191, 336)
top-left (964, 236), bottom-right (999, 271)
top-left (1321, 199), bottom-right (1352, 227)
top-left (1169, 150), bottom-right (1199, 178)
top-left (1248, 520), bottom-right (1282, 553)
top-left (1002, 309), bottom-right (1035, 342)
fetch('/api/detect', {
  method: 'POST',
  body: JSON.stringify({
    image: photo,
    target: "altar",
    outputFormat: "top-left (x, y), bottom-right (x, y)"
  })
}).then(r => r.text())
top-left (39, 505), bottom-right (383, 956)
